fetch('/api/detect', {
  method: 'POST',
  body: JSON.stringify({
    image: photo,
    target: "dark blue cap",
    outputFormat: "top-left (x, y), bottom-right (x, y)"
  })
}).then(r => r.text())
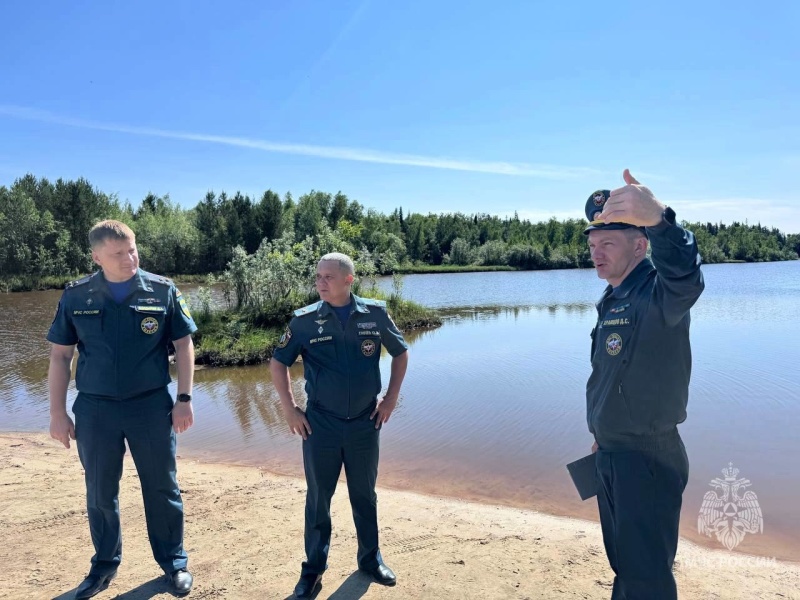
top-left (583, 189), bottom-right (645, 235)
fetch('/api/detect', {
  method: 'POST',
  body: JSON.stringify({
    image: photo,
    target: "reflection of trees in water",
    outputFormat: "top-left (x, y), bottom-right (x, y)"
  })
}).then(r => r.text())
top-left (439, 303), bottom-right (594, 323)
top-left (194, 363), bottom-right (306, 437)
top-left (402, 327), bottom-right (439, 345)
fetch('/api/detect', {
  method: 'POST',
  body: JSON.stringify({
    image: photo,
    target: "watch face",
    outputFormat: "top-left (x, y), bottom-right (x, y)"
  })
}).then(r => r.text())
top-left (178, 394), bottom-right (192, 402)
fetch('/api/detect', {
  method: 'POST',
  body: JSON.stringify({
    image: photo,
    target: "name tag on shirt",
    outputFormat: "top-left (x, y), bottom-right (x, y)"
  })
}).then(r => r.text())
top-left (131, 305), bottom-right (167, 314)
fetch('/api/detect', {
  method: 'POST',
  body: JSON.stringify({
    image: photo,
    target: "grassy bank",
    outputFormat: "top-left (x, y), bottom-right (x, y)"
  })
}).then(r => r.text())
top-left (1, 272), bottom-right (221, 293)
top-left (172, 273), bottom-right (222, 286)
top-left (393, 264), bottom-right (517, 274)
top-left (0, 274), bottom-right (78, 292)
top-left (192, 288), bottom-right (441, 367)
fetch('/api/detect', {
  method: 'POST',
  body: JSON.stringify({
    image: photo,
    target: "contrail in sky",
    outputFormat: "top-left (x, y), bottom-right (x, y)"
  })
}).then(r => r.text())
top-left (0, 105), bottom-right (600, 179)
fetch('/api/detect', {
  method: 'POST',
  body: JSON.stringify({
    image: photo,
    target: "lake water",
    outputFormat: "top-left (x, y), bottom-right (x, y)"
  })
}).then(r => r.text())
top-left (1, 262), bottom-right (798, 561)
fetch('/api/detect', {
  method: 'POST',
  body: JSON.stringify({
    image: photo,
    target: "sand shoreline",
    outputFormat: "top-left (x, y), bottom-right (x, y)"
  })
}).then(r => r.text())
top-left (2, 432), bottom-right (798, 600)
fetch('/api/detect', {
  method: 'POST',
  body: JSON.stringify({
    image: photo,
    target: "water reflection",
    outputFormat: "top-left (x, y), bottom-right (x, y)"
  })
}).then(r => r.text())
top-left (438, 303), bottom-right (594, 322)
top-left (193, 363), bottom-right (304, 438)
top-left (2, 262), bottom-right (799, 560)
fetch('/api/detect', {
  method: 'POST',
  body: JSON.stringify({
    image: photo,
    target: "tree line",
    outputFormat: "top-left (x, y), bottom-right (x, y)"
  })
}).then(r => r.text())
top-left (1, 173), bottom-right (798, 284)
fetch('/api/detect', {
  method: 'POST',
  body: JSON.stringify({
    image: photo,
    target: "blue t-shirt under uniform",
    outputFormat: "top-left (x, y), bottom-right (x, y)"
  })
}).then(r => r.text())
top-left (330, 303), bottom-right (351, 329)
top-left (107, 277), bottom-right (134, 303)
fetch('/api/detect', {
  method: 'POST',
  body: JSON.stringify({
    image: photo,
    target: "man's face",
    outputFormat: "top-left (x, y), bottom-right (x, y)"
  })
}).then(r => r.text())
top-left (315, 260), bottom-right (353, 305)
top-left (92, 237), bottom-right (139, 282)
top-left (587, 229), bottom-right (642, 287)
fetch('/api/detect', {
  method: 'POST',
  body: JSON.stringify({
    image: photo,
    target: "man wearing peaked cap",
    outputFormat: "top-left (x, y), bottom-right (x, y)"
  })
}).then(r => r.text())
top-left (583, 170), bottom-right (705, 599)
top-left (584, 189), bottom-right (647, 236)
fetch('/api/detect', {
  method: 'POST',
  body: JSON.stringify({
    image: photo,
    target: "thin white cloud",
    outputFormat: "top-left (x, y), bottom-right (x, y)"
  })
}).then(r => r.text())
top-left (494, 199), bottom-right (798, 232)
top-left (667, 197), bottom-right (798, 232)
top-left (0, 105), bottom-right (601, 179)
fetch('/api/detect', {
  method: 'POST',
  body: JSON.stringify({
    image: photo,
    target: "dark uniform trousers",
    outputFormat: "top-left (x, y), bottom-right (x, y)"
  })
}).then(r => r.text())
top-left (74, 388), bottom-right (188, 577)
top-left (595, 431), bottom-right (689, 600)
top-left (301, 406), bottom-right (383, 576)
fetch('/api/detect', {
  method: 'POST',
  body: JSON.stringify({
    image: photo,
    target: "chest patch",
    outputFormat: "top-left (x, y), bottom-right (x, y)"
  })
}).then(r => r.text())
top-left (132, 305), bottom-right (167, 314)
top-left (361, 339), bottom-right (377, 357)
top-left (141, 317), bottom-right (159, 335)
top-left (601, 317), bottom-right (631, 327)
top-left (606, 333), bottom-right (622, 356)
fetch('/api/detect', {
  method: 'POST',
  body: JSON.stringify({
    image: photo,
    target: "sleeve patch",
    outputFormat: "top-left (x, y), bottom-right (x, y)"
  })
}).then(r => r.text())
top-left (277, 326), bottom-right (292, 348)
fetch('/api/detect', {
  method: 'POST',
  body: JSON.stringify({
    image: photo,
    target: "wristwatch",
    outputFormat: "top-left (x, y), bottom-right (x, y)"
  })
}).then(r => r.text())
top-left (177, 393), bottom-right (192, 403)
top-left (663, 206), bottom-right (676, 225)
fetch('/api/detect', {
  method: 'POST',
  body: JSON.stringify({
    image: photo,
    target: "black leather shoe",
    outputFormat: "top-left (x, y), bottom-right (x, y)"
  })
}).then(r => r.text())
top-left (294, 573), bottom-right (322, 598)
top-left (75, 572), bottom-right (116, 599)
top-left (361, 562), bottom-right (397, 586)
top-left (169, 569), bottom-right (193, 595)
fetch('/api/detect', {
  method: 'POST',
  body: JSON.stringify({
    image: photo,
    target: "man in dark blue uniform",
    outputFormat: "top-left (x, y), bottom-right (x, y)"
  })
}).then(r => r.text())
top-left (47, 220), bottom-right (197, 598)
top-left (585, 170), bottom-right (705, 599)
top-left (270, 252), bottom-right (409, 599)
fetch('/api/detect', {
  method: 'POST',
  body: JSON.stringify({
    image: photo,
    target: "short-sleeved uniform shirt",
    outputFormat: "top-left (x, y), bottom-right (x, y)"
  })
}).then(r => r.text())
top-left (47, 269), bottom-right (197, 399)
top-left (272, 294), bottom-right (408, 419)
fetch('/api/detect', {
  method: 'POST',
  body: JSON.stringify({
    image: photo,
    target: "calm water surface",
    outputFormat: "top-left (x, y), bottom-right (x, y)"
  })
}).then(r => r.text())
top-left (1, 262), bottom-right (798, 561)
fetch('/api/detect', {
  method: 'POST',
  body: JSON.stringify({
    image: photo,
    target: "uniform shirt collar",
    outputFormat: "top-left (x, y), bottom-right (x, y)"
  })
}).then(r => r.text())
top-left (97, 269), bottom-right (153, 294)
top-left (132, 269), bottom-right (154, 293)
top-left (597, 258), bottom-right (654, 304)
top-left (352, 293), bottom-right (371, 313)
top-left (317, 293), bottom-right (370, 316)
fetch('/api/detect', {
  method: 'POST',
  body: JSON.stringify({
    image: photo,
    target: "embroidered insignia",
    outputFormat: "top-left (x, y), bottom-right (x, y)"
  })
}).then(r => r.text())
top-left (361, 339), bottom-right (377, 357)
top-left (137, 297), bottom-right (161, 304)
top-left (141, 317), bottom-right (159, 334)
top-left (86, 298), bottom-right (93, 306)
top-left (593, 191), bottom-right (606, 206)
top-left (605, 333), bottom-right (622, 356)
top-left (610, 303), bottom-right (630, 314)
top-left (357, 322), bottom-right (377, 329)
top-left (179, 297), bottom-right (192, 320)
top-left (277, 327), bottom-right (292, 349)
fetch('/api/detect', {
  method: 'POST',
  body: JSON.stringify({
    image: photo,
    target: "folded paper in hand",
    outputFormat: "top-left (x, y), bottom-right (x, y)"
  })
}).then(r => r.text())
top-left (566, 453), bottom-right (598, 501)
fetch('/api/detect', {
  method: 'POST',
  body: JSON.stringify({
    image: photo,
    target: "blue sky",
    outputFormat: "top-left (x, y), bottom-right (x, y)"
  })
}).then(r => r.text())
top-left (1, 0), bottom-right (798, 232)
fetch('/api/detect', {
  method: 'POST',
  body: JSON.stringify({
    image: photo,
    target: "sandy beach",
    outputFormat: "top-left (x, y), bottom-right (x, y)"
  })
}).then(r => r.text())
top-left (1, 433), bottom-right (798, 600)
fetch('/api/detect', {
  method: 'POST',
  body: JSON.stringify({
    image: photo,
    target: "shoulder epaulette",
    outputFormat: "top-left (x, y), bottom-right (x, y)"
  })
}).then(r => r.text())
top-left (65, 274), bottom-right (95, 290)
top-left (360, 298), bottom-right (387, 309)
top-left (141, 271), bottom-right (174, 286)
top-left (294, 301), bottom-right (323, 317)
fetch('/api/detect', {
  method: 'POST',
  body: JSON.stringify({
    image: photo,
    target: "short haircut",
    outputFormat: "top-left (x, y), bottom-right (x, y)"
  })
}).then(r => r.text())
top-left (318, 252), bottom-right (355, 276)
top-left (623, 227), bottom-right (647, 241)
top-left (89, 220), bottom-right (136, 248)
